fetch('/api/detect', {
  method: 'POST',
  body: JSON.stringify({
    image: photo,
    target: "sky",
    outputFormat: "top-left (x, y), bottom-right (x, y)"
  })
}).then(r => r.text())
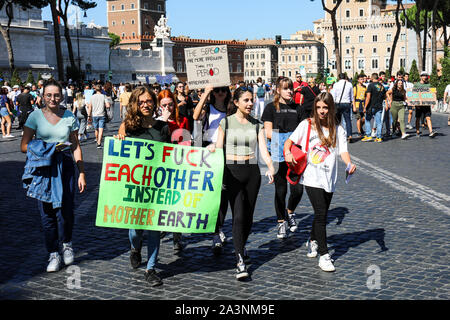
top-left (41, 0), bottom-right (408, 41)
top-left (41, 0), bottom-right (325, 40)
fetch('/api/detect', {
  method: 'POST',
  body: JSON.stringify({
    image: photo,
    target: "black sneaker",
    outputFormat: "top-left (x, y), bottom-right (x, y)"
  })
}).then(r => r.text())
top-left (173, 240), bottom-right (184, 251)
top-left (212, 234), bottom-right (223, 255)
top-left (130, 248), bottom-right (142, 269)
top-left (144, 269), bottom-right (163, 287)
top-left (236, 262), bottom-right (249, 280)
top-left (97, 144), bottom-right (103, 149)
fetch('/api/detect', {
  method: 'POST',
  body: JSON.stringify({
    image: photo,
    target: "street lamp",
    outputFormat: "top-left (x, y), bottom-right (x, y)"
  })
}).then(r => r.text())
top-left (351, 45), bottom-right (355, 77)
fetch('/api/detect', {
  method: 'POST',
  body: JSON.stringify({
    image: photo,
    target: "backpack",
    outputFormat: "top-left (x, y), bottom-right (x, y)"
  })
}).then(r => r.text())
top-left (256, 84), bottom-right (265, 98)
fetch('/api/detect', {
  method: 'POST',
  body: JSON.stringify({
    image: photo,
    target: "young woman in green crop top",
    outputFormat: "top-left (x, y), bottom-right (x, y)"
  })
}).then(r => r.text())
top-left (209, 87), bottom-right (275, 280)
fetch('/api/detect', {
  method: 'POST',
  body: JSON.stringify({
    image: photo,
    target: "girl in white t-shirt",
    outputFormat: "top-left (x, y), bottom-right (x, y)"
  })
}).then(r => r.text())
top-left (284, 92), bottom-right (356, 272)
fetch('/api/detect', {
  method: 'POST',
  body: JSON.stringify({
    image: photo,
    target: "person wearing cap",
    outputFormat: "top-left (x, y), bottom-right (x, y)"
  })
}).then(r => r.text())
top-left (414, 72), bottom-right (436, 138)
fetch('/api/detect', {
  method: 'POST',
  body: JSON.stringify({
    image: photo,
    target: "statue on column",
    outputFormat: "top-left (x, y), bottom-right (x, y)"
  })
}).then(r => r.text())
top-left (154, 15), bottom-right (171, 38)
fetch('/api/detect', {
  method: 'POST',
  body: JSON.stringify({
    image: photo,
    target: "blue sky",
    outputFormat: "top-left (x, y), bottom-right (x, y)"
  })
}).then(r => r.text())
top-left (41, 0), bottom-right (407, 41)
top-left (41, 0), bottom-right (325, 40)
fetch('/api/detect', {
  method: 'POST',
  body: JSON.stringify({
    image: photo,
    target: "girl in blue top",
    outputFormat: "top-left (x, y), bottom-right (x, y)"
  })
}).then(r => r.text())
top-left (21, 79), bottom-right (86, 273)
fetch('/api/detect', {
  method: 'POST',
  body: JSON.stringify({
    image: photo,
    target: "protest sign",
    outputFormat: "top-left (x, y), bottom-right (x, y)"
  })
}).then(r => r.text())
top-left (406, 87), bottom-right (437, 106)
top-left (95, 137), bottom-right (224, 233)
top-left (326, 76), bottom-right (337, 85)
top-left (184, 45), bottom-right (230, 90)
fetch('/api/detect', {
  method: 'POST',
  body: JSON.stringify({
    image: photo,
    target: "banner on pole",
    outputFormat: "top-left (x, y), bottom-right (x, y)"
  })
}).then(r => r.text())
top-left (95, 137), bottom-right (224, 233)
top-left (184, 45), bottom-right (230, 90)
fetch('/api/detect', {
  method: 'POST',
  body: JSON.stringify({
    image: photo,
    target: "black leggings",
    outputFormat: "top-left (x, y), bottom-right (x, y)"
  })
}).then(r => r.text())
top-left (273, 161), bottom-right (304, 221)
top-left (224, 163), bottom-right (261, 262)
top-left (305, 186), bottom-right (333, 256)
top-left (214, 188), bottom-right (229, 233)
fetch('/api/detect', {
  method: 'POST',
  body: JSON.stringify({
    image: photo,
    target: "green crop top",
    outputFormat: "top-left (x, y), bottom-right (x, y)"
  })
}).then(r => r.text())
top-left (219, 114), bottom-right (261, 157)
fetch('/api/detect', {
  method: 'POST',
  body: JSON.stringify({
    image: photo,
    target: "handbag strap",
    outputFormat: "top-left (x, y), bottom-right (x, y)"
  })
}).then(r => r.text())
top-left (338, 81), bottom-right (347, 104)
top-left (305, 118), bottom-right (311, 152)
top-left (307, 85), bottom-right (317, 97)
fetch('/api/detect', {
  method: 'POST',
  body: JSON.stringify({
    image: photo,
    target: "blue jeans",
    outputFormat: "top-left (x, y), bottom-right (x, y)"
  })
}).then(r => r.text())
top-left (37, 154), bottom-right (75, 253)
top-left (129, 229), bottom-right (160, 270)
top-left (336, 103), bottom-right (352, 138)
top-left (92, 116), bottom-right (105, 129)
top-left (381, 107), bottom-right (393, 135)
top-left (365, 109), bottom-right (383, 139)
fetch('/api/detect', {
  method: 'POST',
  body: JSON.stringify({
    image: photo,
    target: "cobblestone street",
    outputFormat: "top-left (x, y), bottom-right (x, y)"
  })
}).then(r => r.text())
top-left (0, 103), bottom-right (449, 301)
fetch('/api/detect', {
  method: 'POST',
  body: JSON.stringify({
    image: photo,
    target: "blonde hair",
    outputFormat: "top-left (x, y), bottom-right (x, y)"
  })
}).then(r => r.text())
top-left (75, 92), bottom-right (85, 108)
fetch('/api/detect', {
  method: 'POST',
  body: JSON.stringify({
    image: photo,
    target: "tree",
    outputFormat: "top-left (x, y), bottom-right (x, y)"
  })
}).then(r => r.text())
top-left (388, 0), bottom-right (403, 76)
top-left (320, 0), bottom-right (344, 75)
top-left (409, 59), bottom-right (420, 82)
top-left (108, 32), bottom-right (121, 49)
top-left (10, 69), bottom-right (21, 86)
top-left (0, 0), bottom-right (48, 73)
top-left (37, 72), bottom-right (43, 83)
top-left (401, 1), bottom-right (426, 71)
top-left (438, 48), bottom-right (450, 99)
top-left (352, 72), bottom-right (359, 87)
top-left (429, 64), bottom-right (441, 98)
top-left (57, 0), bottom-right (97, 81)
top-left (0, 71), bottom-right (4, 86)
top-left (49, 0), bottom-right (64, 80)
top-left (25, 70), bottom-right (35, 85)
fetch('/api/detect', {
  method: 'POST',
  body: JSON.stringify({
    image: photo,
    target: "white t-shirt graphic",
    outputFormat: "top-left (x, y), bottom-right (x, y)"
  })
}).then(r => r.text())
top-left (289, 119), bottom-right (348, 193)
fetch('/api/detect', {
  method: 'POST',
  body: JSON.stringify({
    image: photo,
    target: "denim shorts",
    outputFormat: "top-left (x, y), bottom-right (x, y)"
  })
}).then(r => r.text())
top-left (0, 107), bottom-right (9, 117)
top-left (92, 116), bottom-right (105, 129)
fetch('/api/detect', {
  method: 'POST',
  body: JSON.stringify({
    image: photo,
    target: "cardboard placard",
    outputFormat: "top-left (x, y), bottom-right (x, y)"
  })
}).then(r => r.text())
top-left (95, 137), bottom-right (224, 233)
top-left (406, 87), bottom-right (437, 106)
top-left (184, 45), bottom-right (230, 90)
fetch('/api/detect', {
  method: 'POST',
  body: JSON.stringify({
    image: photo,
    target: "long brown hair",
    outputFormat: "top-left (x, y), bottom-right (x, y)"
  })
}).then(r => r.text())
top-left (274, 77), bottom-right (293, 111)
top-left (124, 86), bottom-right (157, 133)
top-left (311, 92), bottom-right (337, 148)
top-left (158, 89), bottom-right (180, 126)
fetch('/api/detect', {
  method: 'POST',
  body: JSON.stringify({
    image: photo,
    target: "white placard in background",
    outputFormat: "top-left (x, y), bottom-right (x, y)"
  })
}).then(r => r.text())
top-left (184, 45), bottom-right (231, 90)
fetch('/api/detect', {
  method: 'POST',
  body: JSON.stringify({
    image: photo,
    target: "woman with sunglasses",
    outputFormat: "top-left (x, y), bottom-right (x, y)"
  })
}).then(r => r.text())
top-left (261, 77), bottom-right (304, 239)
top-left (284, 92), bottom-right (356, 272)
top-left (116, 86), bottom-right (170, 287)
top-left (210, 87), bottom-right (275, 280)
top-left (192, 85), bottom-right (232, 254)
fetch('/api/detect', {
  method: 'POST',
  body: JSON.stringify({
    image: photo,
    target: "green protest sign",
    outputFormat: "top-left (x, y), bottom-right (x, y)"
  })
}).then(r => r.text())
top-left (95, 137), bottom-right (224, 233)
top-left (326, 76), bottom-right (336, 85)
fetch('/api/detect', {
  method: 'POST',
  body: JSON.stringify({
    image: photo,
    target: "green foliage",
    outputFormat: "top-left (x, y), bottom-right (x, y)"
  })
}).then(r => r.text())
top-left (352, 72), bottom-right (359, 87)
top-left (10, 69), bottom-right (21, 86)
top-left (434, 50), bottom-right (450, 100)
top-left (399, 66), bottom-right (405, 75)
top-left (385, 69), bottom-right (391, 79)
top-left (359, 70), bottom-right (365, 76)
top-left (0, 71), bottom-right (4, 86)
top-left (315, 71), bottom-right (325, 85)
top-left (108, 32), bottom-right (121, 49)
top-left (25, 70), bottom-right (35, 85)
top-left (409, 60), bottom-right (420, 82)
top-left (37, 72), bottom-right (43, 82)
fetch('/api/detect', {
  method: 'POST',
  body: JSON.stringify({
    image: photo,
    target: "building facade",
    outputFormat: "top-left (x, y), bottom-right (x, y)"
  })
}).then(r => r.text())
top-left (244, 39), bottom-right (278, 84)
top-left (315, 0), bottom-right (416, 76)
top-left (278, 30), bottom-right (324, 81)
top-left (0, 5), bottom-right (110, 81)
top-left (106, 0), bottom-right (166, 48)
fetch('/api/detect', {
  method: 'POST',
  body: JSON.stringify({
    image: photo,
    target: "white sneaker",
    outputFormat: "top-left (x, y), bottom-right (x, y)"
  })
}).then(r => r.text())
top-left (286, 213), bottom-right (298, 232)
top-left (277, 221), bottom-right (288, 239)
top-left (62, 242), bottom-right (74, 265)
top-left (371, 130), bottom-right (376, 138)
top-left (318, 253), bottom-right (335, 272)
top-left (47, 252), bottom-right (62, 272)
top-left (218, 228), bottom-right (226, 243)
top-left (306, 239), bottom-right (318, 258)
top-left (406, 124), bottom-right (413, 130)
top-left (401, 133), bottom-right (410, 140)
